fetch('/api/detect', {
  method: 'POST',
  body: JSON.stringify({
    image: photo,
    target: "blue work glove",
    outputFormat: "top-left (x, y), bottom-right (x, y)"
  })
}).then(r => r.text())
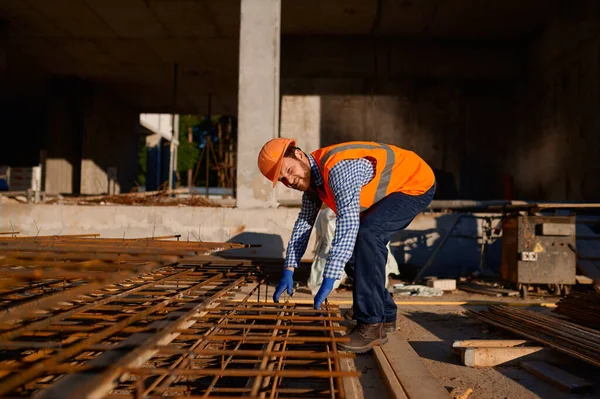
top-left (314, 277), bottom-right (335, 310)
top-left (273, 269), bottom-right (294, 303)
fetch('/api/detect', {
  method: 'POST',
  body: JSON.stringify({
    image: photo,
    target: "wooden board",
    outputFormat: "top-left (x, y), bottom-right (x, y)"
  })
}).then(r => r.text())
top-left (576, 275), bottom-right (594, 284)
top-left (520, 361), bottom-right (593, 394)
top-left (373, 346), bottom-right (408, 399)
top-left (339, 355), bottom-right (362, 399)
top-left (379, 334), bottom-right (450, 398)
top-left (462, 347), bottom-right (548, 368)
top-left (452, 340), bottom-right (531, 348)
top-left (451, 340), bottom-right (531, 354)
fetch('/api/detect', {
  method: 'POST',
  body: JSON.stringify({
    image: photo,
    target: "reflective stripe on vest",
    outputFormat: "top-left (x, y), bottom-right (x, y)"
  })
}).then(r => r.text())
top-left (318, 142), bottom-right (395, 207)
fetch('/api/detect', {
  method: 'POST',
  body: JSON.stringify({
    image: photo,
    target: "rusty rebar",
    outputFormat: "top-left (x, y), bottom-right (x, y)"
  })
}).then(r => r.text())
top-left (0, 236), bottom-right (355, 398)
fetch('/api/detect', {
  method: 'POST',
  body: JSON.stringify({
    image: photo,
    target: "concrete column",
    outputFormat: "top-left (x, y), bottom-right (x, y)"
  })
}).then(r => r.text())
top-left (236, 0), bottom-right (281, 208)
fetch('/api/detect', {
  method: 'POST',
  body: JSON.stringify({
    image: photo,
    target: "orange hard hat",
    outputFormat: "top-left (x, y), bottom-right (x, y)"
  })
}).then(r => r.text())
top-left (257, 138), bottom-right (296, 187)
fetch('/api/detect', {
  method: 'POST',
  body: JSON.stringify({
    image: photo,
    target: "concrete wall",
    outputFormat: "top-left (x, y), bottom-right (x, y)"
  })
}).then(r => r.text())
top-left (2, 77), bottom-right (140, 195)
top-left (81, 85), bottom-right (139, 194)
top-left (513, 0), bottom-right (600, 201)
top-left (44, 78), bottom-right (84, 195)
top-left (281, 37), bottom-right (519, 200)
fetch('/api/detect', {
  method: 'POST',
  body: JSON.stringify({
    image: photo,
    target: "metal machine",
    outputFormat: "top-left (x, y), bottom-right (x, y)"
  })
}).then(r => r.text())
top-left (501, 215), bottom-right (576, 297)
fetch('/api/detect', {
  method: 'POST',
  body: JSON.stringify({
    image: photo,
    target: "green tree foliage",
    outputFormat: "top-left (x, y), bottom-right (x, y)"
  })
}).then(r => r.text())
top-left (177, 115), bottom-right (200, 174)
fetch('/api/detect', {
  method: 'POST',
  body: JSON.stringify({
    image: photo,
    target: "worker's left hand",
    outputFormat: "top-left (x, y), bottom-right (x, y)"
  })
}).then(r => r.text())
top-left (314, 278), bottom-right (335, 310)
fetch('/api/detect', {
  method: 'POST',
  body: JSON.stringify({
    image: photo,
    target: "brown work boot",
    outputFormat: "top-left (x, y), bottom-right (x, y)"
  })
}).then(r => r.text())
top-left (344, 308), bottom-right (397, 333)
top-left (338, 322), bottom-right (388, 353)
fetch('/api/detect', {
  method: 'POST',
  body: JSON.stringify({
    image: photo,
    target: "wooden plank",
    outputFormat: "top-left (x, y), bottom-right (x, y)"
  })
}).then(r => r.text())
top-left (520, 361), bottom-right (593, 394)
top-left (339, 357), bottom-right (362, 399)
top-left (453, 339), bottom-right (531, 348)
top-left (452, 340), bottom-right (531, 354)
top-left (462, 347), bottom-right (548, 368)
top-left (373, 346), bottom-right (408, 399)
top-left (380, 334), bottom-right (450, 398)
top-left (576, 275), bottom-right (594, 284)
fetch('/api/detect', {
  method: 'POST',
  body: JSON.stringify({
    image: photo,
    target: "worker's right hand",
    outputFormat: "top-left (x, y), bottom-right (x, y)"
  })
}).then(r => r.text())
top-left (273, 269), bottom-right (294, 302)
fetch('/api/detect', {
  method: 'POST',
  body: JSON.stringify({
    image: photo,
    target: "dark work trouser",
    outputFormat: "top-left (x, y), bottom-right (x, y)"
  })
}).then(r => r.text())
top-left (345, 183), bottom-right (436, 324)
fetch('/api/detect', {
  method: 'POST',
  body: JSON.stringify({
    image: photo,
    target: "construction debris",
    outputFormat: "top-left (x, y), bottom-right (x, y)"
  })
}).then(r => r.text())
top-left (449, 387), bottom-right (473, 399)
top-left (426, 278), bottom-right (457, 291)
top-left (469, 305), bottom-right (600, 367)
top-left (554, 291), bottom-right (600, 329)
top-left (45, 188), bottom-right (221, 207)
top-left (392, 284), bottom-right (444, 297)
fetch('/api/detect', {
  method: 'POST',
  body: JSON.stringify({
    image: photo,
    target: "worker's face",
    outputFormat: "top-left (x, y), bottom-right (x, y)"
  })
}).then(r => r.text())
top-left (279, 150), bottom-right (311, 191)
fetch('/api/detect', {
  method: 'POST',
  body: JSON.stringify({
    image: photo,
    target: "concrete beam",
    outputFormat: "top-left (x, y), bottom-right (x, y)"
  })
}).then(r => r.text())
top-left (236, 0), bottom-right (281, 208)
top-left (0, 21), bottom-right (6, 70)
top-left (282, 37), bottom-right (522, 82)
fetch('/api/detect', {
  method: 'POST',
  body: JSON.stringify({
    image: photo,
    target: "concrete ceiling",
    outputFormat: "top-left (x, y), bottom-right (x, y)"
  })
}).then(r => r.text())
top-left (283, 0), bottom-right (558, 37)
top-left (0, 0), bottom-right (558, 114)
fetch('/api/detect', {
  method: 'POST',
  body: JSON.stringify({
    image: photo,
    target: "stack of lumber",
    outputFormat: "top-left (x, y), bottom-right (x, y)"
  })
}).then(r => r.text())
top-left (554, 291), bottom-right (600, 329)
top-left (468, 305), bottom-right (600, 367)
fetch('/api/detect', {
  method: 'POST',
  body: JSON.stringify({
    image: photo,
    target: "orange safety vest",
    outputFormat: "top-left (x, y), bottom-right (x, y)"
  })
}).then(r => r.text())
top-left (311, 141), bottom-right (435, 213)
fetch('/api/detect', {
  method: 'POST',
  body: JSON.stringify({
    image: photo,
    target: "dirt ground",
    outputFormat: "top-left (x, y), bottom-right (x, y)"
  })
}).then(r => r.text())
top-left (393, 304), bottom-right (599, 399)
top-left (240, 281), bottom-right (600, 399)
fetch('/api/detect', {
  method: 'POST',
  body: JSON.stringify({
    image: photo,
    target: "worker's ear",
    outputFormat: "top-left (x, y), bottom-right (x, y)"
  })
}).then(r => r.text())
top-left (293, 148), bottom-right (302, 160)
top-left (294, 148), bottom-right (305, 161)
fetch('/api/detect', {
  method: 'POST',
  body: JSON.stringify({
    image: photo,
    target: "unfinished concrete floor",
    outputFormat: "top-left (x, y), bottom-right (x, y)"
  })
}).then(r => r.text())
top-left (252, 282), bottom-right (600, 399)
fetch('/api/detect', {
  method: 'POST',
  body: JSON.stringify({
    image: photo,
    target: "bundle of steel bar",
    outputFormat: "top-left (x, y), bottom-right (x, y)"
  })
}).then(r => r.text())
top-left (0, 235), bottom-right (256, 324)
top-left (0, 258), bottom-right (357, 398)
top-left (468, 305), bottom-right (600, 367)
top-left (554, 291), bottom-right (600, 330)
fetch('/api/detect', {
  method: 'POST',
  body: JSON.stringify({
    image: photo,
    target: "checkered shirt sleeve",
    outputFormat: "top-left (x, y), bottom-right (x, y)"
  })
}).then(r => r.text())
top-left (284, 190), bottom-right (322, 269)
top-left (323, 158), bottom-right (374, 280)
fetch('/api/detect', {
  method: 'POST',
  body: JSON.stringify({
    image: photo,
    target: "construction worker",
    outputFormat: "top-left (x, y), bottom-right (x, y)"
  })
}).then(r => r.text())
top-left (257, 139), bottom-right (436, 352)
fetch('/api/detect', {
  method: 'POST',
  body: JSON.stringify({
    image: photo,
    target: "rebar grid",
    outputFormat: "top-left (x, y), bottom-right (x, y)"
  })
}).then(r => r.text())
top-left (100, 301), bottom-right (358, 399)
top-left (0, 265), bottom-right (261, 397)
top-left (0, 236), bottom-right (358, 398)
top-left (0, 235), bottom-right (253, 323)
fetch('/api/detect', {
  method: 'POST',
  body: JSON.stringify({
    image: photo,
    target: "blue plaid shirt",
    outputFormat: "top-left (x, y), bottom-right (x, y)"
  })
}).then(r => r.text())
top-left (284, 154), bottom-right (375, 279)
